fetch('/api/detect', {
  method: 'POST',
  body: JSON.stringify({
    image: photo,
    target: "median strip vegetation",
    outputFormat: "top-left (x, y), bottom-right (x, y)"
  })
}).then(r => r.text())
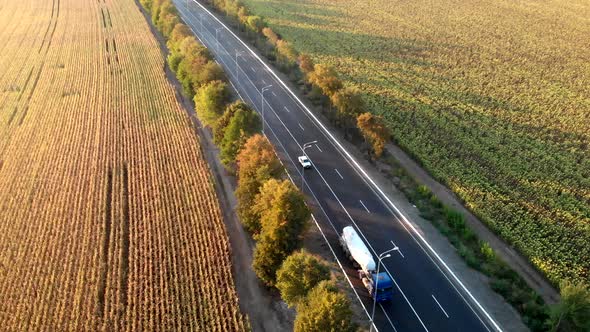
top-left (140, 0), bottom-right (358, 329)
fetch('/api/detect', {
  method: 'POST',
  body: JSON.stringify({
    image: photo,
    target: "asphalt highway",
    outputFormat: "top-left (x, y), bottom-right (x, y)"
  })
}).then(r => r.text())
top-left (173, 1), bottom-right (503, 331)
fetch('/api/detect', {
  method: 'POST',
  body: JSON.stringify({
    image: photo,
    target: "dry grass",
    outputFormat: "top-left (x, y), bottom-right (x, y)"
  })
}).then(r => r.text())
top-left (0, 0), bottom-right (247, 329)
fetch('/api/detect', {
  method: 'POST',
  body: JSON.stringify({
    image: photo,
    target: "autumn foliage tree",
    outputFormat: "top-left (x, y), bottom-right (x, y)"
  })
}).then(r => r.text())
top-left (167, 23), bottom-right (192, 49)
top-left (276, 251), bottom-right (330, 307)
top-left (151, 0), bottom-right (179, 38)
top-left (246, 16), bottom-right (264, 35)
top-left (237, 6), bottom-right (249, 26)
top-left (262, 27), bottom-right (279, 46)
top-left (357, 112), bottom-right (390, 158)
top-left (330, 86), bottom-right (365, 128)
top-left (252, 179), bottom-right (310, 286)
top-left (235, 135), bottom-right (283, 234)
top-left (276, 40), bottom-right (298, 69)
top-left (298, 54), bottom-right (315, 76)
top-left (213, 101), bottom-right (240, 144)
top-left (166, 24), bottom-right (193, 72)
top-left (307, 64), bottom-right (343, 97)
top-left (178, 36), bottom-right (211, 60)
top-left (294, 281), bottom-right (357, 332)
top-left (171, 36), bottom-right (224, 98)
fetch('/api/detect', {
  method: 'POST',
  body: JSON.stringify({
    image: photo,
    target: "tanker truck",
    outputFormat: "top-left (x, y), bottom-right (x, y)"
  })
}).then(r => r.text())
top-left (339, 226), bottom-right (393, 302)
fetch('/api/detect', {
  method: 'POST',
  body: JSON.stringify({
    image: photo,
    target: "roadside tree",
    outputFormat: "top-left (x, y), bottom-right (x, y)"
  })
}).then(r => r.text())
top-left (294, 281), bottom-right (357, 332)
top-left (307, 64), bottom-right (343, 97)
top-left (194, 80), bottom-right (229, 127)
top-left (357, 112), bottom-right (390, 158)
top-left (276, 251), bottom-right (330, 307)
top-left (235, 135), bottom-right (283, 234)
top-left (220, 104), bottom-right (261, 166)
top-left (252, 179), bottom-right (310, 285)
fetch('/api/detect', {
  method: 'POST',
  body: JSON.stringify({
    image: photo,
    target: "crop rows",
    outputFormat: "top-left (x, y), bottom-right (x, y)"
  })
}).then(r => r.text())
top-left (0, 0), bottom-right (247, 330)
top-left (240, 0), bottom-right (590, 285)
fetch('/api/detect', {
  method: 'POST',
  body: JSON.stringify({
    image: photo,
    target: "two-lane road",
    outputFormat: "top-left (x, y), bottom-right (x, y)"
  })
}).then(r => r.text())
top-left (173, 1), bottom-right (502, 331)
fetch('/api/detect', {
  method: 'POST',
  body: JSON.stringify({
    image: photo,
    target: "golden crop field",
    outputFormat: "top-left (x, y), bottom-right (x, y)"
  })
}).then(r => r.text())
top-left (240, 0), bottom-right (590, 285)
top-left (0, 0), bottom-right (247, 330)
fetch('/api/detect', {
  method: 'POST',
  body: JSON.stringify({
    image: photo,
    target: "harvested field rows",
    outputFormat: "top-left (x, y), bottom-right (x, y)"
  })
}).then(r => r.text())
top-left (0, 0), bottom-right (247, 330)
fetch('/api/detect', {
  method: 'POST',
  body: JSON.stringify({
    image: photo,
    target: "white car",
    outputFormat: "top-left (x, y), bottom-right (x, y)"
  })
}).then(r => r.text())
top-left (298, 155), bottom-right (312, 169)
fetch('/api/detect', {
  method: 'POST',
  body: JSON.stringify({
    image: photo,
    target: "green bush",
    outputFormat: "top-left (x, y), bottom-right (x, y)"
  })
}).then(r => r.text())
top-left (480, 242), bottom-right (496, 262)
top-left (461, 227), bottom-right (478, 244)
top-left (490, 278), bottom-right (511, 297)
top-left (430, 195), bottom-right (443, 208)
top-left (444, 208), bottom-right (465, 231)
top-left (457, 244), bottom-right (480, 270)
top-left (417, 184), bottom-right (431, 198)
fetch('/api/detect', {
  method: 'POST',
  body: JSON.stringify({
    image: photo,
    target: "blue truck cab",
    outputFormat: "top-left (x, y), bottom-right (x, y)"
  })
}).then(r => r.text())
top-left (372, 271), bottom-right (393, 302)
top-left (359, 269), bottom-right (393, 302)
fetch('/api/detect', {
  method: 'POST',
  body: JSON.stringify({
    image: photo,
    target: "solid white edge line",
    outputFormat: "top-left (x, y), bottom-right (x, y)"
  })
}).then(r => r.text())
top-left (189, 1), bottom-right (502, 331)
top-left (432, 295), bottom-right (450, 319)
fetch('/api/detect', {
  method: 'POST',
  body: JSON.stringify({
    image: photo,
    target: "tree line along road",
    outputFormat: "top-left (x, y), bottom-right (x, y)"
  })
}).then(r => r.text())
top-left (173, 0), bottom-right (503, 331)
